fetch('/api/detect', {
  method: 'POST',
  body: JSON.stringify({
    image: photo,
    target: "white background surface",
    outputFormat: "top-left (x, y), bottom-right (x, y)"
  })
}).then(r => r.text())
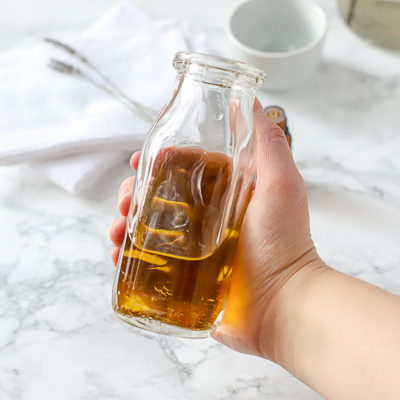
top-left (1, 1), bottom-right (400, 399)
top-left (0, 0), bottom-right (241, 51)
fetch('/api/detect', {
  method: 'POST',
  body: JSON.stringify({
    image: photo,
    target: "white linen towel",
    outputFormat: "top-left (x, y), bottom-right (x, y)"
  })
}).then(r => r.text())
top-left (0, 1), bottom-right (207, 193)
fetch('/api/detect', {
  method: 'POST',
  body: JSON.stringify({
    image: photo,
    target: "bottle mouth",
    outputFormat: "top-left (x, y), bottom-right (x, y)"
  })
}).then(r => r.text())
top-left (173, 52), bottom-right (265, 88)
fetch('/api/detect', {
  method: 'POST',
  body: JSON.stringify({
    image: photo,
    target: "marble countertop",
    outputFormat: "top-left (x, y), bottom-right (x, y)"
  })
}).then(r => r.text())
top-left (1, 1), bottom-right (400, 399)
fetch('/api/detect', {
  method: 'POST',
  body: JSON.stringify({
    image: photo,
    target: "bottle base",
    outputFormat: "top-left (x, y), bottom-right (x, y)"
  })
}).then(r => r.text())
top-left (114, 311), bottom-right (216, 339)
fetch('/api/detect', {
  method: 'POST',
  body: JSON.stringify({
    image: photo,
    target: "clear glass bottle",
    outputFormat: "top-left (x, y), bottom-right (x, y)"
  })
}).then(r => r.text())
top-left (112, 52), bottom-right (264, 338)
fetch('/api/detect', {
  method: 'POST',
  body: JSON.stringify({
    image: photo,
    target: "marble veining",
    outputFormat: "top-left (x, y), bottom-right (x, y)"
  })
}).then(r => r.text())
top-left (1, 1), bottom-right (400, 399)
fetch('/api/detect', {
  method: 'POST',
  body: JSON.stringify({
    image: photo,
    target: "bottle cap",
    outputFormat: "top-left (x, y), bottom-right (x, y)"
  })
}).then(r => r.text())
top-left (264, 105), bottom-right (287, 132)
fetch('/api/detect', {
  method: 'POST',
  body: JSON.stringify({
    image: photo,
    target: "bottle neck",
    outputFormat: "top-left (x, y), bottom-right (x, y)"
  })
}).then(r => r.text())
top-left (173, 52), bottom-right (265, 91)
top-left (166, 68), bottom-right (255, 157)
top-left (177, 63), bottom-right (260, 93)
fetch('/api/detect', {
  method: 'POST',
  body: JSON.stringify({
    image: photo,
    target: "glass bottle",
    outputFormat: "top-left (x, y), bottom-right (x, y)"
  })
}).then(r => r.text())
top-left (112, 52), bottom-right (264, 338)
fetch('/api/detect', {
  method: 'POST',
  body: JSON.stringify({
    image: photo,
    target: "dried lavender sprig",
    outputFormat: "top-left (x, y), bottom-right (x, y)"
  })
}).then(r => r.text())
top-left (44, 38), bottom-right (89, 64)
top-left (44, 37), bottom-right (156, 122)
top-left (48, 59), bottom-right (124, 98)
top-left (48, 59), bottom-right (152, 120)
top-left (44, 37), bottom-right (155, 115)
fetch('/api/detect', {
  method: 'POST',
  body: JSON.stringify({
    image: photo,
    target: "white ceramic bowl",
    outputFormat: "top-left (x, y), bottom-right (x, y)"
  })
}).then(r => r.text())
top-left (227, 0), bottom-right (328, 91)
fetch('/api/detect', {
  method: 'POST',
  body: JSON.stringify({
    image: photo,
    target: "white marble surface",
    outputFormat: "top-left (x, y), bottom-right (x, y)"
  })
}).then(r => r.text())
top-left (1, 1), bottom-right (400, 399)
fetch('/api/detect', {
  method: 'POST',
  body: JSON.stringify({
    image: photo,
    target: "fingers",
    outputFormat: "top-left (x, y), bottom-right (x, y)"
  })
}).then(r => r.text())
top-left (110, 247), bottom-right (120, 266)
top-left (118, 176), bottom-right (135, 216)
top-left (130, 152), bottom-right (140, 170)
top-left (111, 151), bottom-right (139, 267)
top-left (109, 216), bottom-right (127, 247)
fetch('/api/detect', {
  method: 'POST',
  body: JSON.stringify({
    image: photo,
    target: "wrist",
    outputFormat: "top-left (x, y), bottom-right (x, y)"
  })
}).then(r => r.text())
top-left (257, 250), bottom-right (330, 363)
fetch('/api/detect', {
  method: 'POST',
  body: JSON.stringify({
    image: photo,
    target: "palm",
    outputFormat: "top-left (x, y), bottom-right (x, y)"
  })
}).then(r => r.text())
top-left (212, 110), bottom-right (316, 358)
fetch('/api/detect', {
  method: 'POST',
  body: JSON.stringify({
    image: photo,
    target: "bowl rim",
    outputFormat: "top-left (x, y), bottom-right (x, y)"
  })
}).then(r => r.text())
top-left (226, 0), bottom-right (329, 59)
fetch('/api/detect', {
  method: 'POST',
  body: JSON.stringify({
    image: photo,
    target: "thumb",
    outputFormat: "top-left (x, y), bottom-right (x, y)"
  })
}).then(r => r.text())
top-left (253, 99), bottom-right (298, 185)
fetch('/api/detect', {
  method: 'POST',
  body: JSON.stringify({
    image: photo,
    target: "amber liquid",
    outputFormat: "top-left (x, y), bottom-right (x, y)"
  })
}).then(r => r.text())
top-left (114, 149), bottom-right (240, 332)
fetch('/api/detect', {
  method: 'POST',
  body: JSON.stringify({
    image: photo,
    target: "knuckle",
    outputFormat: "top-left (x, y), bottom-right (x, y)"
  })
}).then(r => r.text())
top-left (266, 126), bottom-right (286, 142)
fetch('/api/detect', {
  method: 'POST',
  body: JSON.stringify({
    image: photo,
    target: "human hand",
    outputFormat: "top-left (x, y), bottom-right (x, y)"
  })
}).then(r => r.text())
top-left (109, 98), bottom-right (322, 360)
top-left (210, 99), bottom-right (322, 359)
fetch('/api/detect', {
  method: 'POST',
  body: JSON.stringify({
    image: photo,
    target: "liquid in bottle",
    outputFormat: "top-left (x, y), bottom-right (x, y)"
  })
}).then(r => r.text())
top-left (113, 148), bottom-right (240, 332)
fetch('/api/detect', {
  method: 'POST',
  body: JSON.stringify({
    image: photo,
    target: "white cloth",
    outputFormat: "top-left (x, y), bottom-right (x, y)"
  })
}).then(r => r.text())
top-left (0, 1), bottom-right (207, 193)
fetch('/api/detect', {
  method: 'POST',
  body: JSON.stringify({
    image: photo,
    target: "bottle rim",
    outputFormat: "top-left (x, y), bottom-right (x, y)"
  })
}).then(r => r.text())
top-left (173, 51), bottom-right (265, 88)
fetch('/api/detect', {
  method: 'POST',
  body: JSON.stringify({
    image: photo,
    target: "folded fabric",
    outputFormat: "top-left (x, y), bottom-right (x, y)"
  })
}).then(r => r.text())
top-left (32, 151), bottom-right (130, 195)
top-left (0, 1), bottom-right (207, 193)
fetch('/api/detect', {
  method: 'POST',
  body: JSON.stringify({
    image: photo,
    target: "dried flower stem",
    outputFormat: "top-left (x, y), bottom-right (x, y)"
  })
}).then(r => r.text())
top-left (44, 38), bottom-right (157, 123)
top-left (48, 59), bottom-right (135, 108)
